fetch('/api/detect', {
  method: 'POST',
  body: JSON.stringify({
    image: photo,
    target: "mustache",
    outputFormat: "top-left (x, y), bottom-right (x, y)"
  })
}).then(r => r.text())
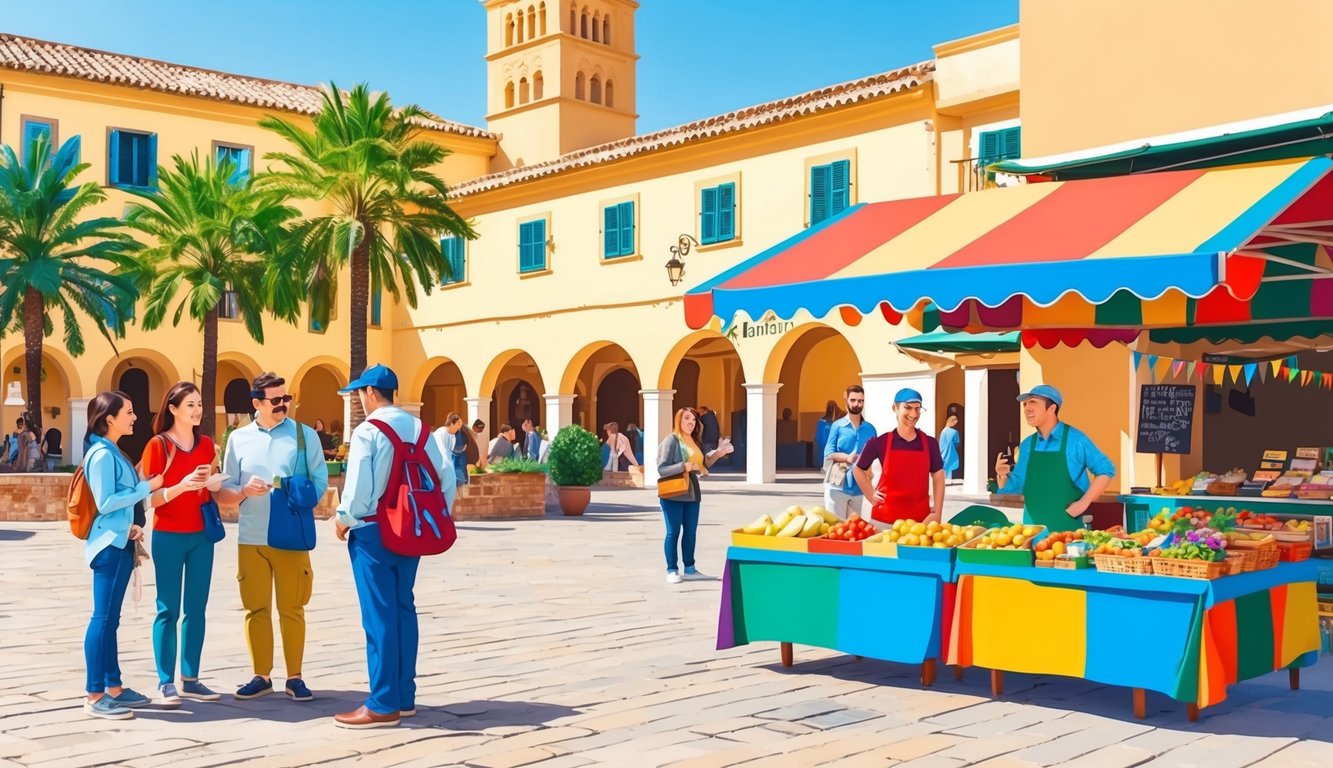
top-left (272, 406), bottom-right (289, 414)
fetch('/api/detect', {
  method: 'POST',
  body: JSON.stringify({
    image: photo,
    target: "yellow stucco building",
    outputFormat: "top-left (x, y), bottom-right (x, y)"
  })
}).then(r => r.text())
top-left (3, 0), bottom-right (1328, 493)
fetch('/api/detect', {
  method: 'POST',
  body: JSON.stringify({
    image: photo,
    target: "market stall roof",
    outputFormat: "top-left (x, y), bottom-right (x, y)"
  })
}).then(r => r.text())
top-left (895, 330), bottom-right (1019, 353)
top-left (683, 157), bottom-right (1333, 337)
top-left (990, 106), bottom-right (1333, 181)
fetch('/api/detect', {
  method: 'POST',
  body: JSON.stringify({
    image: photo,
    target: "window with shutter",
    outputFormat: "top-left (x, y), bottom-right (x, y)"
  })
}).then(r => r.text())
top-left (519, 219), bottom-right (548, 273)
top-left (700, 182), bottom-right (736, 244)
top-left (810, 164), bottom-right (830, 225)
top-left (602, 204), bottom-right (620, 257)
top-left (442, 237), bottom-right (467, 285)
top-left (108, 129), bottom-right (157, 189)
top-left (214, 143), bottom-right (252, 184)
top-left (20, 118), bottom-right (54, 166)
top-left (978, 127), bottom-right (1021, 165)
top-left (810, 160), bottom-right (850, 225)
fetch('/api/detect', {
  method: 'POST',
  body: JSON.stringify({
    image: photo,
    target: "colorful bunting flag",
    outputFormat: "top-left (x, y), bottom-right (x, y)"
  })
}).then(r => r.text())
top-left (1271, 359), bottom-right (1283, 377)
top-left (1171, 360), bottom-right (1185, 378)
top-left (1212, 365), bottom-right (1225, 386)
top-left (1226, 365), bottom-right (1241, 384)
top-left (1154, 358), bottom-right (1171, 382)
top-left (1132, 351), bottom-right (1143, 372)
top-left (1187, 361), bottom-right (1198, 381)
top-left (1244, 363), bottom-right (1257, 386)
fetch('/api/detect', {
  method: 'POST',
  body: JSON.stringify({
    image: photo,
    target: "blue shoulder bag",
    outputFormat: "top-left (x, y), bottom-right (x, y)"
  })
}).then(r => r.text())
top-left (266, 423), bottom-right (319, 551)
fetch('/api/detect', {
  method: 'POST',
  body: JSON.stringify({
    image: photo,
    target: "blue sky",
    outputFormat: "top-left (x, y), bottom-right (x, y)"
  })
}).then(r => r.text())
top-left (1, 0), bottom-right (1018, 132)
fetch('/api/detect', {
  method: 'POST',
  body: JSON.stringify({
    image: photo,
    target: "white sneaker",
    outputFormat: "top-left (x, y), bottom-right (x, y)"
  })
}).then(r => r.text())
top-left (666, 571), bottom-right (682, 584)
top-left (681, 569), bottom-right (710, 581)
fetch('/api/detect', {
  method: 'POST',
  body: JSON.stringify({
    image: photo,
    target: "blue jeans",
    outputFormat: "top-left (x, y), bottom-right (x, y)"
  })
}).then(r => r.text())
top-left (152, 530), bottom-right (215, 684)
top-left (348, 527), bottom-right (421, 715)
top-left (85, 543), bottom-right (134, 692)
top-left (660, 499), bottom-right (701, 572)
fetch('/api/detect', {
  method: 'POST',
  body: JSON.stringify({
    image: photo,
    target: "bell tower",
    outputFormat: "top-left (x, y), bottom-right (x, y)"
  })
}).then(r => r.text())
top-left (483, 0), bottom-right (639, 170)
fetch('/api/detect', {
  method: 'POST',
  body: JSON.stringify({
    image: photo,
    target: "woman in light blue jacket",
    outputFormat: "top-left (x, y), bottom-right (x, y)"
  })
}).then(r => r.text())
top-left (82, 391), bottom-right (165, 720)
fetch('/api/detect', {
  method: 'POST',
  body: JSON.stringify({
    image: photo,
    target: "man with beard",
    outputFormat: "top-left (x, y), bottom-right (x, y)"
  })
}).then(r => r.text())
top-left (852, 388), bottom-right (945, 525)
top-left (217, 372), bottom-right (328, 703)
top-left (820, 385), bottom-right (876, 518)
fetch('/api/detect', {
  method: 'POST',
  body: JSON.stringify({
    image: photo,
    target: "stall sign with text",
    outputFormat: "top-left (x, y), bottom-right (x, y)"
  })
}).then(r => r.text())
top-left (1137, 385), bottom-right (1196, 455)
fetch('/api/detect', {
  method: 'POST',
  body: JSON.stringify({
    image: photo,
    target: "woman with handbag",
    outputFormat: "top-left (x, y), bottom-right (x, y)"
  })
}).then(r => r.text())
top-left (139, 382), bottom-right (223, 704)
top-left (656, 407), bottom-right (734, 584)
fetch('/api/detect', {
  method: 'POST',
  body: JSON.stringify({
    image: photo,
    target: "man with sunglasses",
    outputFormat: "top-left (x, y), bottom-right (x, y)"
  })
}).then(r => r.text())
top-left (852, 388), bottom-right (946, 525)
top-left (217, 371), bottom-right (328, 703)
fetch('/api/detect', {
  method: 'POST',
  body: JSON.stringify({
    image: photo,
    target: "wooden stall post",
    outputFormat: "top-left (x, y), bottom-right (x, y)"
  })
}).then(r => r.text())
top-left (780, 642), bottom-right (793, 668)
top-left (1133, 688), bottom-right (1146, 719)
top-left (990, 669), bottom-right (1004, 697)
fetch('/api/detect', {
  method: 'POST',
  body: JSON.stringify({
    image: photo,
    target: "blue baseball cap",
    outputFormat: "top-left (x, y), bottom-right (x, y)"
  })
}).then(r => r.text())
top-left (1016, 384), bottom-right (1063, 408)
top-left (893, 388), bottom-right (924, 404)
top-left (339, 364), bottom-right (399, 394)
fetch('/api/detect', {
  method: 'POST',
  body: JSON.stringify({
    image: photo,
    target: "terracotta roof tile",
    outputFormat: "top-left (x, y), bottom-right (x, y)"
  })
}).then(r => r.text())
top-left (453, 61), bottom-right (934, 197)
top-left (0, 32), bottom-right (496, 140)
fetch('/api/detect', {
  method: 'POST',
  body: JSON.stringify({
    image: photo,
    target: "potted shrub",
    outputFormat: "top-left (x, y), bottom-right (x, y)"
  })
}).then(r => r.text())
top-left (547, 425), bottom-right (602, 516)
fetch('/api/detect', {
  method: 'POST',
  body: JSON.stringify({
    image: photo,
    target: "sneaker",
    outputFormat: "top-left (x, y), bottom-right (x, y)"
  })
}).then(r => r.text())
top-left (110, 688), bottom-right (151, 709)
top-left (158, 683), bottom-right (181, 705)
top-left (181, 681), bottom-right (221, 702)
top-left (234, 676), bottom-right (273, 700)
top-left (285, 678), bottom-right (314, 702)
top-left (681, 568), bottom-right (711, 581)
top-left (84, 696), bottom-right (133, 720)
top-left (666, 571), bottom-right (682, 584)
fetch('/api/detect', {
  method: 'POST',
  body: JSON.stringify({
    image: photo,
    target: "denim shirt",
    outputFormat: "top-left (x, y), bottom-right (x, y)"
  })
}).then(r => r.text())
top-left (997, 422), bottom-right (1117, 495)
top-left (82, 435), bottom-right (152, 566)
top-left (822, 416), bottom-right (877, 494)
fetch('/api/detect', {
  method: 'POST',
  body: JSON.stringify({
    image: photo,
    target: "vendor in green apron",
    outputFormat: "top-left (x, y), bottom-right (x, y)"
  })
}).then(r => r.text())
top-left (993, 384), bottom-right (1115, 532)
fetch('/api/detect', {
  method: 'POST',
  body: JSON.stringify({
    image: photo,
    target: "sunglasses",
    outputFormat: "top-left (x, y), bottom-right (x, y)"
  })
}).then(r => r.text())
top-left (257, 395), bottom-right (293, 406)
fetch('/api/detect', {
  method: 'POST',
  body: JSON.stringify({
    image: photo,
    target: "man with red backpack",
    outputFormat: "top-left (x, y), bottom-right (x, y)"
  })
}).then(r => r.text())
top-left (332, 365), bottom-right (455, 729)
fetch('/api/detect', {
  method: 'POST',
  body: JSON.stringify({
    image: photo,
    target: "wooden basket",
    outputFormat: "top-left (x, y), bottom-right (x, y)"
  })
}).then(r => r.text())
top-left (1207, 480), bottom-right (1242, 496)
top-left (1092, 553), bottom-right (1154, 575)
top-left (1151, 558), bottom-right (1229, 580)
top-left (1225, 549), bottom-right (1256, 574)
top-left (1254, 545), bottom-right (1280, 570)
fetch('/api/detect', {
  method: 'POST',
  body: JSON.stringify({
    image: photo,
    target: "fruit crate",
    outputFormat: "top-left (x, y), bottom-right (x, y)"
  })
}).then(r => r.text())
top-left (956, 526), bottom-right (1044, 567)
top-left (896, 543), bottom-right (957, 563)
top-left (1053, 555), bottom-right (1091, 570)
top-left (1092, 553), bottom-right (1154, 574)
top-left (1034, 559), bottom-right (1055, 568)
top-left (808, 537), bottom-right (863, 556)
top-left (730, 529), bottom-right (809, 553)
top-left (861, 540), bottom-right (898, 559)
top-left (1151, 558), bottom-right (1229, 579)
top-left (1279, 540), bottom-right (1314, 562)
top-left (1225, 549), bottom-right (1257, 574)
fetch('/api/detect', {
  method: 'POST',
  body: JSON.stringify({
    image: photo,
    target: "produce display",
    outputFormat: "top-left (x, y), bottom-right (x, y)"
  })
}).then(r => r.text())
top-left (741, 506), bottom-right (840, 538)
top-left (967, 524), bottom-right (1041, 550)
top-left (866, 519), bottom-right (983, 548)
top-left (822, 513), bottom-right (880, 542)
top-left (1034, 529), bottom-right (1085, 561)
top-left (1149, 528), bottom-right (1228, 563)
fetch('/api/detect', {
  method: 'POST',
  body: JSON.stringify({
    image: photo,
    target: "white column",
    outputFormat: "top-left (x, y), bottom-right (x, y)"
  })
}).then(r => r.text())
top-left (340, 393), bottom-right (355, 443)
top-left (543, 394), bottom-right (574, 438)
top-left (399, 401), bottom-right (422, 419)
top-left (640, 389), bottom-right (675, 487)
top-left (861, 371), bottom-right (938, 441)
top-left (962, 368), bottom-right (991, 495)
top-left (744, 383), bottom-right (781, 484)
top-left (68, 397), bottom-right (92, 465)
top-left (465, 396), bottom-right (492, 458)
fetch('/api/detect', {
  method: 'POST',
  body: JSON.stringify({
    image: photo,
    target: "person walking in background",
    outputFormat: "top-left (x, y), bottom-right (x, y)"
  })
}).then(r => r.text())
top-left (80, 391), bottom-right (174, 719)
top-left (42, 426), bottom-right (63, 471)
top-left (604, 422), bottom-right (639, 471)
top-left (656, 408), bottom-right (734, 585)
top-left (139, 382), bottom-right (225, 704)
top-left (16, 417), bottom-right (39, 472)
top-left (488, 423), bottom-right (516, 464)
top-left (430, 412), bottom-right (465, 510)
top-left (625, 423), bottom-right (643, 463)
top-left (313, 418), bottom-right (336, 458)
top-left (939, 414), bottom-right (961, 483)
top-left (470, 420), bottom-right (486, 469)
top-left (521, 418), bottom-right (540, 461)
top-left (815, 400), bottom-right (841, 463)
top-left (216, 372), bottom-right (327, 703)
top-left (822, 385), bottom-right (876, 518)
top-left (6, 416), bottom-right (24, 469)
top-left (697, 406), bottom-right (721, 456)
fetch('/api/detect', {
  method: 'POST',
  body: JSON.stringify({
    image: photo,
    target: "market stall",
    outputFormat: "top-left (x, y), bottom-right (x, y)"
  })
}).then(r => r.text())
top-left (946, 560), bottom-right (1322, 720)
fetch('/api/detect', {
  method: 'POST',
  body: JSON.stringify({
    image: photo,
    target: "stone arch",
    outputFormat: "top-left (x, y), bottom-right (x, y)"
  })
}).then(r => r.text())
top-left (415, 357), bottom-right (468, 428)
top-left (580, 7), bottom-right (589, 38)
top-left (216, 350), bottom-right (262, 381)
top-left (291, 359), bottom-right (349, 433)
top-left (591, 11), bottom-right (601, 42)
top-left (574, 71), bottom-right (586, 100)
top-left (605, 79), bottom-right (614, 108)
top-left (658, 331), bottom-right (744, 466)
top-left (533, 71), bottom-right (544, 100)
top-left (97, 350), bottom-right (179, 462)
top-left (516, 8), bottom-right (525, 42)
top-left (765, 323), bottom-right (863, 462)
top-left (560, 341), bottom-right (641, 431)
top-left (538, 1), bottom-right (547, 35)
top-left (602, 13), bottom-right (610, 44)
top-left (589, 75), bottom-right (602, 105)
top-left (505, 80), bottom-right (516, 109)
top-left (0, 346), bottom-right (78, 455)
top-left (569, 2), bottom-right (576, 32)
top-left (505, 14), bottom-right (514, 46)
top-left (519, 76), bottom-right (530, 104)
top-left (1, 344), bottom-right (83, 397)
top-left (482, 350), bottom-right (545, 432)
top-left (527, 5), bottom-right (537, 39)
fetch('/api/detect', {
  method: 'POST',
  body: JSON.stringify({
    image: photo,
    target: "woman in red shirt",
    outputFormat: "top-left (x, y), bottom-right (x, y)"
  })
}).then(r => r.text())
top-left (140, 382), bottom-right (219, 704)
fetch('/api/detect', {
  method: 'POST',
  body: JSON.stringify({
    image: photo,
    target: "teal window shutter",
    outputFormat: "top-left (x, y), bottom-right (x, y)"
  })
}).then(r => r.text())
top-left (146, 132), bottom-right (158, 189)
top-left (602, 204), bottom-right (619, 258)
top-left (1001, 126), bottom-right (1021, 160)
top-left (108, 129), bottom-right (123, 186)
top-left (979, 131), bottom-right (1001, 165)
top-left (810, 164), bottom-right (830, 225)
top-left (21, 119), bottom-right (52, 165)
top-left (520, 220), bottom-right (546, 272)
top-left (370, 276), bottom-right (383, 326)
top-left (617, 201), bottom-right (634, 256)
top-left (978, 127), bottom-right (1020, 166)
top-left (451, 238), bottom-right (466, 283)
top-left (830, 160), bottom-right (849, 218)
top-left (700, 186), bottom-right (719, 244)
top-left (717, 182), bottom-right (735, 242)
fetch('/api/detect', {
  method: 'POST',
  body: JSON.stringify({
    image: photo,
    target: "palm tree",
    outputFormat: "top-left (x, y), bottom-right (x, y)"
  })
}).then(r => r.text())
top-left (125, 151), bottom-right (301, 437)
top-left (259, 83), bottom-right (475, 426)
top-left (0, 134), bottom-right (140, 433)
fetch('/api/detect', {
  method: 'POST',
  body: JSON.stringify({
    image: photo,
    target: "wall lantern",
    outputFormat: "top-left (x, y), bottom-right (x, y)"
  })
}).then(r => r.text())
top-left (665, 233), bottom-right (698, 287)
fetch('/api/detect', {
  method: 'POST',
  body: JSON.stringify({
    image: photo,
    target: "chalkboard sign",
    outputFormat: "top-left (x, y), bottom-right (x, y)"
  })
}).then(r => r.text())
top-left (1137, 385), bottom-right (1195, 455)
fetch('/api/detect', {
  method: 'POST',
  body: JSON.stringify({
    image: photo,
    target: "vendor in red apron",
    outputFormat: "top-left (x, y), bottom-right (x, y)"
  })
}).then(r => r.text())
top-left (993, 384), bottom-right (1116, 533)
top-left (851, 388), bottom-right (945, 525)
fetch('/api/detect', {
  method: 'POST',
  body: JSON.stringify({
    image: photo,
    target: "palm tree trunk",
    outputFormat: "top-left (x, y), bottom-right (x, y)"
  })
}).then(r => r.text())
top-left (201, 308), bottom-right (218, 438)
top-left (347, 227), bottom-right (371, 431)
top-left (22, 288), bottom-right (44, 434)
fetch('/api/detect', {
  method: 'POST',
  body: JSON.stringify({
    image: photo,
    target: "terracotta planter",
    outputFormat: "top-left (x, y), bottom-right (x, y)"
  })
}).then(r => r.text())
top-left (558, 486), bottom-right (591, 516)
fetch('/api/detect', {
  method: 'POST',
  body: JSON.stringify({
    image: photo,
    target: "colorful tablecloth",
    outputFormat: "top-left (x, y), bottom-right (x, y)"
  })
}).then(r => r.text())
top-left (717, 546), bottom-right (955, 665)
top-left (946, 560), bottom-right (1321, 706)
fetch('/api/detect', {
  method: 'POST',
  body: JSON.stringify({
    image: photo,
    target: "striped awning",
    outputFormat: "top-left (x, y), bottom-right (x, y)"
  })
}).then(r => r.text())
top-left (684, 157), bottom-right (1333, 336)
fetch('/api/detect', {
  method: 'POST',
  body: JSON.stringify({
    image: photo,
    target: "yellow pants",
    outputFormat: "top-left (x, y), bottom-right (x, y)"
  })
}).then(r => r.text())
top-left (237, 545), bottom-right (313, 677)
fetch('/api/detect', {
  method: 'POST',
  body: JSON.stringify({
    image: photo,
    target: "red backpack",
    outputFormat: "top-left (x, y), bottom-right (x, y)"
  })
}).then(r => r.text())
top-left (366, 419), bottom-right (457, 557)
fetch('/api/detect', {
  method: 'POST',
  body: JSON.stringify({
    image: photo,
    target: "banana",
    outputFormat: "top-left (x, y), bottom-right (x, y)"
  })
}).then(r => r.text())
top-left (773, 511), bottom-right (795, 531)
top-left (817, 507), bottom-right (840, 524)
top-left (865, 532), bottom-right (885, 543)
top-left (776, 517), bottom-right (806, 537)
top-left (818, 522), bottom-right (830, 535)
top-left (798, 515), bottom-right (823, 538)
top-left (765, 523), bottom-right (780, 536)
top-left (742, 514), bottom-right (773, 535)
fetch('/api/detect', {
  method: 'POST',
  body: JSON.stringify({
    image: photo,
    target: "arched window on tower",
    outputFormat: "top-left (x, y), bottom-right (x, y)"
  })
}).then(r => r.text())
top-left (605, 79), bottom-right (614, 107)
top-left (590, 75), bottom-right (602, 105)
top-left (505, 14), bottom-right (514, 46)
top-left (603, 15), bottom-right (610, 45)
top-left (539, 2), bottom-right (547, 35)
top-left (575, 71), bottom-right (586, 100)
top-left (519, 76), bottom-right (530, 104)
top-left (505, 80), bottom-right (515, 108)
top-left (569, 3), bottom-right (576, 32)
top-left (516, 10), bottom-right (524, 42)
top-left (591, 12), bottom-right (600, 42)
top-left (533, 71), bottom-right (545, 100)
top-left (580, 8), bottom-right (588, 38)
top-left (527, 6), bottom-right (536, 39)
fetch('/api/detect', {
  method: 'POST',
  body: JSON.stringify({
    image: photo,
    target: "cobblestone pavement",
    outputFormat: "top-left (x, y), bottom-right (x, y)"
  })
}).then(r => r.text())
top-left (2, 476), bottom-right (1331, 767)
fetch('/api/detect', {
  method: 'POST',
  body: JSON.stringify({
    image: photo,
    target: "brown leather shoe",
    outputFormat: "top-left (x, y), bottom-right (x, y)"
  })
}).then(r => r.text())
top-left (334, 705), bottom-right (400, 729)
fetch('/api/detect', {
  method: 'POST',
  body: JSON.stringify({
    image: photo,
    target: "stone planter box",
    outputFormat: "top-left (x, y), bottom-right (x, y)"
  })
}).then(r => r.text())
top-left (456, 472), bottom-right (548, 520)
top-left (599, 468), bottom-right (644, 488)
top-left (0, 473), bottom-right (71, 523)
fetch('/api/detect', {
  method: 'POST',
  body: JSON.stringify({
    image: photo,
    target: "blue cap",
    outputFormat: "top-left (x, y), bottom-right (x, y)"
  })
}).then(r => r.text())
top-left (339, 364), bottom-right (399, 394)
top-left (893, 388), bottom-right (924, 404)
top-left (1016, 384), bottom-right (1063, 408)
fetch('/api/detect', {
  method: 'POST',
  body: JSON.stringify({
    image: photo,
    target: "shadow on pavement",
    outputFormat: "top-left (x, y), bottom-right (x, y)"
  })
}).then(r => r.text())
top-left (132, 694), bottom-right (580, 730)
top-left (0, 529), bottom-right (36, 542)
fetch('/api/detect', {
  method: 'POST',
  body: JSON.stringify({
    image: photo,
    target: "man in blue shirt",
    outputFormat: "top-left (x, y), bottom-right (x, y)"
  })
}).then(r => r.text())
top-left (821, 385), bottom-right (876, 517)
top-left (994, 384), bottom-right (1116, 532)
top-left (332, 365), bottom-right (448, 729)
